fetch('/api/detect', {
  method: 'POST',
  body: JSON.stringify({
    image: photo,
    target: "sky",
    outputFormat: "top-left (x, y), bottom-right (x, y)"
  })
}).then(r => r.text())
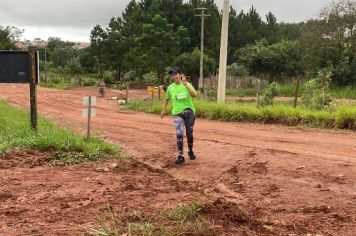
top-left (0, 0), bottom-right (331, 42)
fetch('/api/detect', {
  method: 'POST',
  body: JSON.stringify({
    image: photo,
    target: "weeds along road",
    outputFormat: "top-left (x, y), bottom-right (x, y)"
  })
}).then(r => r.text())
top-left (1, 84), bottom-right (356, 234)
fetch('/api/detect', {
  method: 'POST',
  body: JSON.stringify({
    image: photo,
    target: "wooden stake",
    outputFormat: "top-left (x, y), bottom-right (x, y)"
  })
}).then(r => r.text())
top-left (256, 79), bottom-right (261, 108)
top-left (125, 86), bottom-right (129, 104)
top-left (293, 77), bottom-right (301, 108)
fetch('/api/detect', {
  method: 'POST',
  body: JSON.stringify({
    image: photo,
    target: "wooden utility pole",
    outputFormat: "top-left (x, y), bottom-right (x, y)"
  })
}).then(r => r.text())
top-left (217, 0), bottom-right (230, 103)
top-left (28, 50), bottom-right (38, 130)
top-left (196, 7), bottom-right (210, 93)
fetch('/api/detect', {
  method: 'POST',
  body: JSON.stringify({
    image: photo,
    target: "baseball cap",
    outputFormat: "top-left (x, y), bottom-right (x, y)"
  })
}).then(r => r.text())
top-left (168, 66), bottom-right (181, 75)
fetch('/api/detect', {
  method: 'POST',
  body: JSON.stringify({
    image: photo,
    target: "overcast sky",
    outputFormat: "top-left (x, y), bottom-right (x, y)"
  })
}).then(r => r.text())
top-left (0, 0), bottom-right (331, 42)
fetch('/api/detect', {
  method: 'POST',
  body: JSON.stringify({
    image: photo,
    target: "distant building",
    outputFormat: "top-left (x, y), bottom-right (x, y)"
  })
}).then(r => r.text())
top-left (15, 40), bottom-right (90, 49)
top-left (73, 42), bottom-right (90, 49)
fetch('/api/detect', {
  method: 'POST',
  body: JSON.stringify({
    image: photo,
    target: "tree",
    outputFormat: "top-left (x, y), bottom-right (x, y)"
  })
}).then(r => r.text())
top-left (263, 12), bottom-right (279, 44)
top-left (124, 14), bottom-right (190, 79)
top-left (90, 25), bottom-right (106, 79)
top-left (103, 17), bottom-right (126, 80)
top-left (320, 0), bottom-right (356, 52)
top-left (300, 0), bottom-right (356, 85)
top-left (65, 57), bottom-right (83, 75)
top-left (173, 48), bottom-right (216, 88)
top-left (0, 26), bottom-right (22, 50)
top-left (237, 40), bottom-right (303, 81)
top-left (51, 46), bottom-right (75, 68)
top-left (78, 48), bottom-right (96, 73)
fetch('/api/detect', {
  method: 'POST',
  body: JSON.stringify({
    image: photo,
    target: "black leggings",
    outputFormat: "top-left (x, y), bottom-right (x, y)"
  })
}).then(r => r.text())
top-left (173, 108), bottom-right (196, 155)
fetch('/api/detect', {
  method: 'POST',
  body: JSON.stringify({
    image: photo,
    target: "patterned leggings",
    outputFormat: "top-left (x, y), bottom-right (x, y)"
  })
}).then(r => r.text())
top-left (173, 108), bottom-right (196, 155)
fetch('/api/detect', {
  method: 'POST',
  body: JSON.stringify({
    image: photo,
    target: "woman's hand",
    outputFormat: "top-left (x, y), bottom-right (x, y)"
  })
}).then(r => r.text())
top-left (181, 75), bottom-right (188, 86)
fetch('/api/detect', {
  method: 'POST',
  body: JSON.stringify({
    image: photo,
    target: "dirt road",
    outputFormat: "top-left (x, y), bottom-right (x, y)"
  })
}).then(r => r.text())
top-left (1, 84), bottom-right (356, 235)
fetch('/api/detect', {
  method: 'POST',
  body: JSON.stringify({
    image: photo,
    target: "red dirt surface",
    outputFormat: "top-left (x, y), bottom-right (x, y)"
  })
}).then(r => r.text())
top-left (0, 84), bottom-right (356, 235)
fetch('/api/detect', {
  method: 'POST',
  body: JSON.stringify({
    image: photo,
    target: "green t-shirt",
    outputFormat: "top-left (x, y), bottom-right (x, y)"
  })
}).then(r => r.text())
top-left (166, 82), bottom-right (196, 115)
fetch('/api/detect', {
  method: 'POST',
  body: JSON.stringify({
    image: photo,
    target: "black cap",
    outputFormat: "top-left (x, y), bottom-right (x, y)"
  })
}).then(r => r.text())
top-left (168, 66), bottom-right (181, 75)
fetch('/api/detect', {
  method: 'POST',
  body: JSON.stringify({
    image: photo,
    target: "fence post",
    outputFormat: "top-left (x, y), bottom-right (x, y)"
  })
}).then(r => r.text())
top-left (256, 79), bottom-right (261, 108)
top-left (125, 85), bottom-right (129, 104)
top-left (293, 77), bottom-right (301, 108)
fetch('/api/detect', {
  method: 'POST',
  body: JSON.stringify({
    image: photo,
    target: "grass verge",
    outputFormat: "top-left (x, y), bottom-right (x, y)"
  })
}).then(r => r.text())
top-left (40, 81), bottom-right (73, 90)
top-left (0, 100), bottom-right (120, 165)
top-left (126, 99), bottom-right (356, 130)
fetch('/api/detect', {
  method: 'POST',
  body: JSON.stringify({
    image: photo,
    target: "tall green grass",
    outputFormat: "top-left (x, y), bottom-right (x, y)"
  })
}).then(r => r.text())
top-left (226, 83), bottom-right (299, 97)
top-left (40, 71), bottom-right (99, 90)
top-left (227, 84), bottom-right (356, 99)
top-left (0, 100), bottom-right (119, 164)
top-left (41, 80), bottom-right (73, 90)
top-left (331, 86), bottom-right (356, 99)
top-left (126, 99), bottom-right (356, 130)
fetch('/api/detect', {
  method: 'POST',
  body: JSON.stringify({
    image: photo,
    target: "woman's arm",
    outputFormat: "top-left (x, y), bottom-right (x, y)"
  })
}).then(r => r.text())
top-left (182, 76), bottom-right (197, 97)
top-left (161, 99), bottom-right (169, 118)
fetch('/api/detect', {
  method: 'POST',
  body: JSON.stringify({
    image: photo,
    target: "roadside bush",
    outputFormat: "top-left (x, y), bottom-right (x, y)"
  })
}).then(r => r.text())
top-left (261, 82), bottom-right (280, 106)
top-left (227, 63), bottom-right (249, 76)
top-left (302, 69), bottom-right (333, 110)
top-left (82, 77), bottom-right (97, 87)
top-left (123, 70), bottom-right (138, 82)
top-left (206, 89), bottom-right (217, 101)
top-left (103, 71), bottom-right (114, 84)
top-left (143, 71), bottom-right (160, 86)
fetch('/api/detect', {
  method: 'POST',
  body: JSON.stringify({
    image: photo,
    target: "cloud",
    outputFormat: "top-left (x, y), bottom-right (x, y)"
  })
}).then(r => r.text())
top-left (0, 0), bottom-right (330, 41)
top-left (0, 0), bottom-right (126, 29)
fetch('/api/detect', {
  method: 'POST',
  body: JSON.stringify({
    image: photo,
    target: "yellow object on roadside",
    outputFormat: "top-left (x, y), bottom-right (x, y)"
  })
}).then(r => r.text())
top-left (147, 86), bottom-right (165, 99)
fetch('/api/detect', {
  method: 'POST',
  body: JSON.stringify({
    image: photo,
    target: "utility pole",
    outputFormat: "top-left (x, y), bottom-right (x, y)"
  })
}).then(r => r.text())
top-left (217, 0), bottom-right (230, 103)
top-left (196, 7), bottom-right (210, 93)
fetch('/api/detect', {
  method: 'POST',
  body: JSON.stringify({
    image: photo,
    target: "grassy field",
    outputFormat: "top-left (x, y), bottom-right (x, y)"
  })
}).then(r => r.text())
top-left (0, 100), bottom-right (120, 165)
top-left (126, 99), bottom-right (356, 130)
top-left (39, 71), bottom-right (99, 90)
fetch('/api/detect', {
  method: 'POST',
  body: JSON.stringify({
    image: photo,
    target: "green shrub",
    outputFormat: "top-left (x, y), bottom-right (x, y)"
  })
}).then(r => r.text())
top-left (261, 82), bottom-right (280, 106)
top-left (123, 70), bottom-right (138, 82)
top-left (302, 69), bottom-right (333, 110)
top-left (103, 71), bottom-right (114, 84)
top-left (227, 63), bottom-right (248, 76)
top-left (143, 71), bottom-right (160, 86)
top-left (82, 77), bottom-right (97, 87)
top-left (206, 89), bottom-right (217, 101)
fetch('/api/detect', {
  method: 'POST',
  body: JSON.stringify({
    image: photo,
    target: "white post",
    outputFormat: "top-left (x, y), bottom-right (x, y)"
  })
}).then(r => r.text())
top-left (87, 96), bottom-right (91, 141)
top-left (217, 0), bottom-right (230, 103)
top-left (199, 14), bottom-right (205, 92)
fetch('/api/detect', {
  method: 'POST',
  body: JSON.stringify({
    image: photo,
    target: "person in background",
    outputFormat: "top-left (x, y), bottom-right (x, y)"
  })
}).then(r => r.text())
top-left (98, 79), bottom-right (105, 97)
